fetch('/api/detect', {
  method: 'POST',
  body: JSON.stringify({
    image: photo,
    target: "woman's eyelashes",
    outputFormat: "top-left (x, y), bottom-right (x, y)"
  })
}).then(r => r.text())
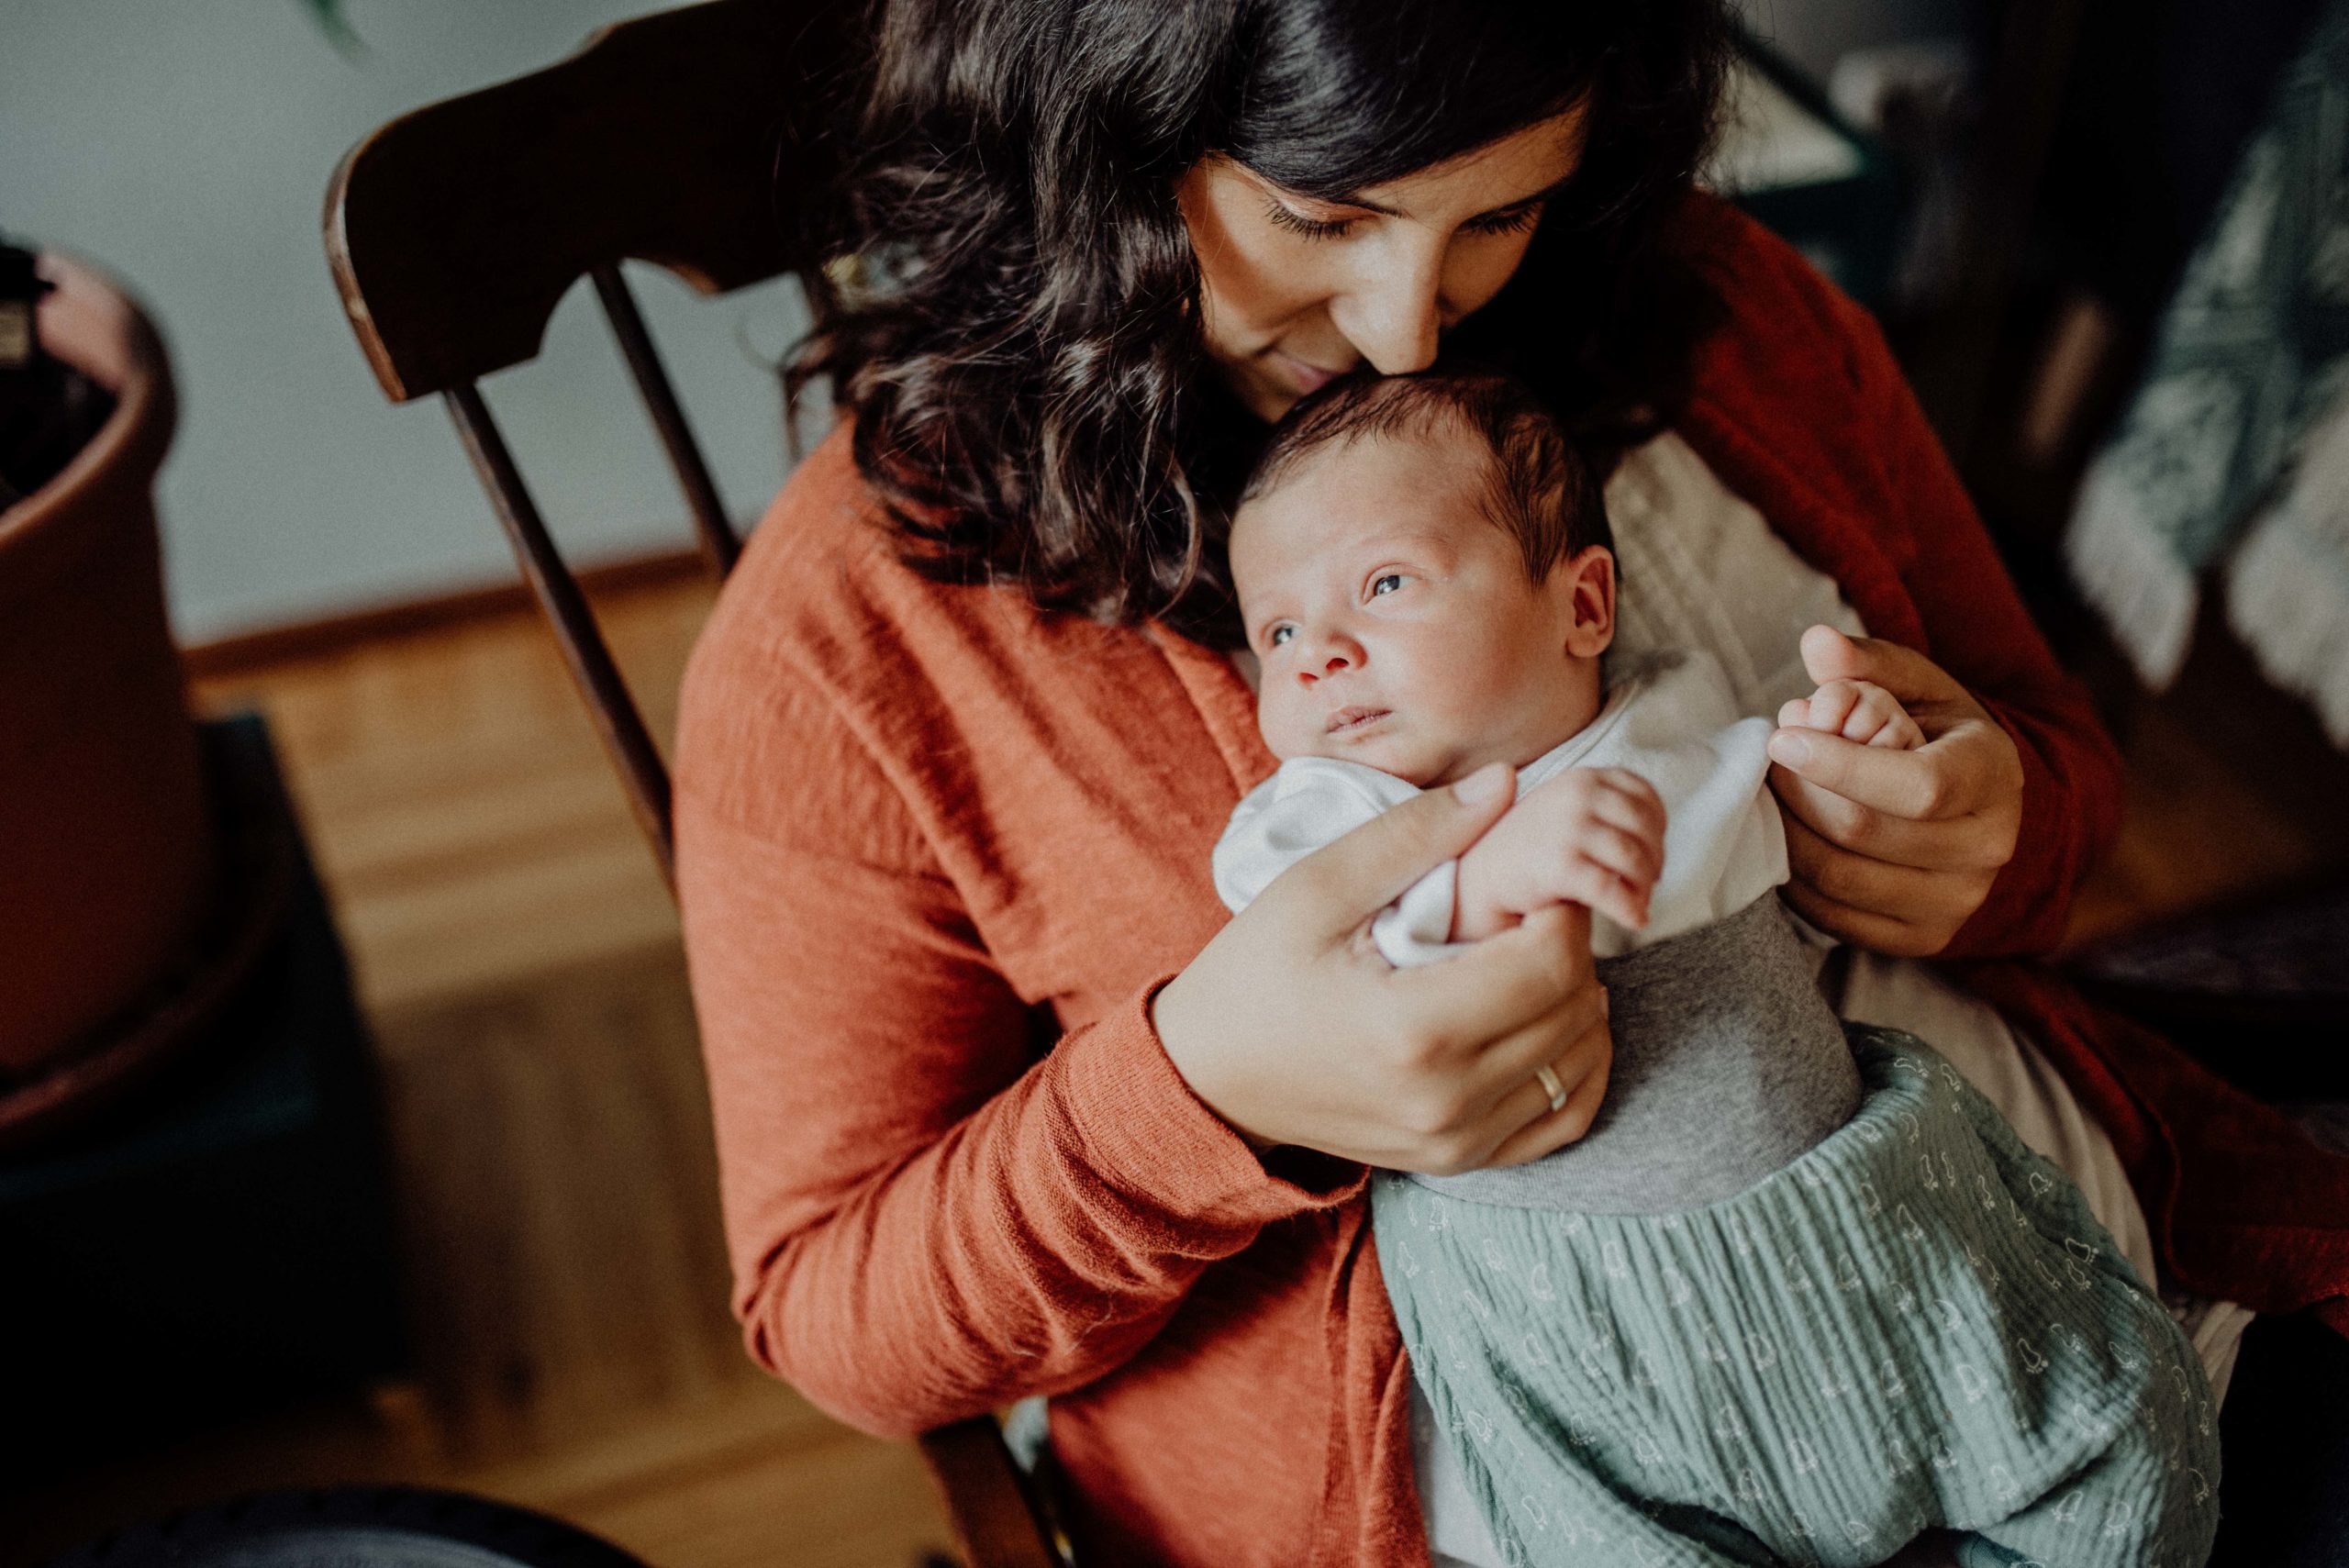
top-left (1260, 197), bottom-right (1544, 242)
top-left (1263, 199), bottom-right (1354, 240)
top-left (1268, 195), bottom-right (1541, 241)
top-left (1467, 203), bottom-right (1543, 237)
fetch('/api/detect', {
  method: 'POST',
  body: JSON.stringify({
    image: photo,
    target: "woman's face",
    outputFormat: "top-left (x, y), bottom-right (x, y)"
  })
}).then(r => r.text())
top-left (1175, 110), bottom-right (1590, 422)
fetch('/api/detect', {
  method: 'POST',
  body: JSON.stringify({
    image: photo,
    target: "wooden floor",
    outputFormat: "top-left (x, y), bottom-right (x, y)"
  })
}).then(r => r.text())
top-left (6, 568), bottom-right (2341, 1565)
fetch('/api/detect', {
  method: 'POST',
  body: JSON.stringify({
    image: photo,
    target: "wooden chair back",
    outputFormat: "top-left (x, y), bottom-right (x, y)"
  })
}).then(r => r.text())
top-left (324, 0), bottom-right (842, 884)
top-left (323, 5), bottom-right (1063, 1563)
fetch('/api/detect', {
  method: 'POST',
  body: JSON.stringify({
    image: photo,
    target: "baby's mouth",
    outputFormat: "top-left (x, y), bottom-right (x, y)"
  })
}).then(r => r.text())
top-left (1325, 706), bottom-right (1391, 736)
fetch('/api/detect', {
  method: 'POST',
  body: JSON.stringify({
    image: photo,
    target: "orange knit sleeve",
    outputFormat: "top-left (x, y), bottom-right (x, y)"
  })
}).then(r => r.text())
top-left (674, 580), bottom-right (1362, 1439)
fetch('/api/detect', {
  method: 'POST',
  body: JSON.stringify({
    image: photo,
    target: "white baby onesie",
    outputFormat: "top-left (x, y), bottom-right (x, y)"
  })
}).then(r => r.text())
top-left (1212, 647), bottom-right (1788, 962)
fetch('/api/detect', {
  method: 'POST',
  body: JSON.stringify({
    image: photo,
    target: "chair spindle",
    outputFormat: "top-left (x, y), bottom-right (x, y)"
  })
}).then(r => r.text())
top-left (591, 261), bottom-right (741, 578)
top-left (444, 381), bottom-right (677, 884)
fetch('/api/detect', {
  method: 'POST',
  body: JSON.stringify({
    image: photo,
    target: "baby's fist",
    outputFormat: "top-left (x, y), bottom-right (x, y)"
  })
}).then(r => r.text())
top-left (1777, 679), bottom-right (1924, 751)
top-left (1453, 766), bottom-right (1666, 940)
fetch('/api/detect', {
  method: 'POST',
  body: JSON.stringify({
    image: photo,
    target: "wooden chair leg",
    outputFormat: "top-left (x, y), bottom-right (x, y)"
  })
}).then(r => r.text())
top-left (917, 1417), bottom-right (1064, 1568)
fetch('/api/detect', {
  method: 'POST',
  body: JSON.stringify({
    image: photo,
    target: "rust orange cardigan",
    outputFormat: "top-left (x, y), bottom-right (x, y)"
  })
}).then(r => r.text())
top-left (674, 197), bottom-right (2349, 1568)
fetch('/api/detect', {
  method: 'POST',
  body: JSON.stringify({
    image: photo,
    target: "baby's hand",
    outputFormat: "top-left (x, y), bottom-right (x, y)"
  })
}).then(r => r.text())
top-left (1453, 767), bottom-right (1666, 940)
top-left (1777, 679), bottom-right (1924, 751)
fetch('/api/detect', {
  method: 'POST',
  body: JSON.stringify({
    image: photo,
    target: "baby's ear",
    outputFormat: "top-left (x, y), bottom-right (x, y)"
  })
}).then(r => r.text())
top-left (1559, 545), bottom-right (1616, 658)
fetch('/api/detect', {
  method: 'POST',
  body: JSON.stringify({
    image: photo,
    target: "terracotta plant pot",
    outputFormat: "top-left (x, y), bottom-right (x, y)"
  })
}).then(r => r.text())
top-left (0, 254), bottom-right (213, 1078)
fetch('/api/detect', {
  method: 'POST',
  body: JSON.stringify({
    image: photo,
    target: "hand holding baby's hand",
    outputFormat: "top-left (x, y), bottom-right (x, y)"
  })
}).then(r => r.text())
top-left (1778, 679), bottom-right (1925, 751)
top-left (1765, 626), bottom-right (2024, 956)
top-left (1453, 766), bottom-right (1666, 940)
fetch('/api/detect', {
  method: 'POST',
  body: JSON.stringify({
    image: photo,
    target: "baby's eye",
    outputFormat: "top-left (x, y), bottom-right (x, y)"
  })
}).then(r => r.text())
top-left (1266, 625), bottom-right (1296, 649)
top-left (1369, 573), bottom-right (1407, 597)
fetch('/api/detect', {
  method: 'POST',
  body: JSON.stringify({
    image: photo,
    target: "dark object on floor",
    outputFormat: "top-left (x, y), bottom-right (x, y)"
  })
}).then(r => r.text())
top-left (0, 717), bottom-right (295, 1153)
top-left (38, 1487), bottom-right (650, 1568)
top-left (0, 715), bottom-right (404, 1475)
top-left (2067, 882), bottom-right (2349, 1102)
top-left (2209, 1310), bottom-right (2349, 1565)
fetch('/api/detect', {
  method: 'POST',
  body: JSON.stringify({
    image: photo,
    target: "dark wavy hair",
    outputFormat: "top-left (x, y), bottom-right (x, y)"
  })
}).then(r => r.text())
top-left (1241, 366), bottom-right (1612, 584)
top-left (788, 0), bottom-right (1734, 639)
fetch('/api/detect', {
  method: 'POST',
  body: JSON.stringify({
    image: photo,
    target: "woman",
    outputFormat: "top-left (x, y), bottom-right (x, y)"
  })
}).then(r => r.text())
top-left (675, 2), bottom-right (2349, 1563)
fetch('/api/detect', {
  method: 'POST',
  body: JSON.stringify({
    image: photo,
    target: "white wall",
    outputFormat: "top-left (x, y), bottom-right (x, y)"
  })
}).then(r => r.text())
top-left (4, 0), bottom-right (807, 643)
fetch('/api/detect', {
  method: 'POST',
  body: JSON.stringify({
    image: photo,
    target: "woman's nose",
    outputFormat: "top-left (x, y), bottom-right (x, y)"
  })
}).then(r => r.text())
top-left (1332, 239), bottom-right (1443, 374)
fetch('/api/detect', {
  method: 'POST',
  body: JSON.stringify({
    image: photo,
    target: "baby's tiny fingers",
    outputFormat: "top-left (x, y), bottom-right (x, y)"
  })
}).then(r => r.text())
top-left (1570, 820), bottom-right (1664, 891)
top-left (1806, 682), bottom-right (1861, 735)
top-left (1576, 855), bottom-right (1651, 929)
top-left (1837, 683), bottom-right (1912, 745)
top-left (1584, 771), bottom-right (1668, 839)
top-left (1548, 855), bottom-right (1633, 927)
top-left (1867, 708), bottom-right (1927, 750)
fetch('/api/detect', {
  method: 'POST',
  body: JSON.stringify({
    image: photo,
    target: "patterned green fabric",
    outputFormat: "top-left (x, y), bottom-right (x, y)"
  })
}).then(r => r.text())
top-left (1375, 1029), bottom-right (2220, 1568)
top-left (2067, 0), bottom-right (2349, 690)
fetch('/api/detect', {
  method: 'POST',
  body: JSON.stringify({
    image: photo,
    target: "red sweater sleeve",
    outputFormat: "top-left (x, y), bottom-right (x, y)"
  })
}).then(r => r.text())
top-left (1816, 281), bottom-right (2125, 958)
top-left (674, 645), bottom-right (1362, 1439)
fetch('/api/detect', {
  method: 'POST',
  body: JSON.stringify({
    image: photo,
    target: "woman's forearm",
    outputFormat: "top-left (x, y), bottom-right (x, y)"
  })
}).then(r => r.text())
top-left (734, 981), bottom-right (1360, 1436)
top-left (681, 795), bottom-right (1360, 1438)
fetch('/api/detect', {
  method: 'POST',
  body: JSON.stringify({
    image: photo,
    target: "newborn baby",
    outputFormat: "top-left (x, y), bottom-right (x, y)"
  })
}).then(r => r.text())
top-left (1212, 368), bottom-right (2219, 1568)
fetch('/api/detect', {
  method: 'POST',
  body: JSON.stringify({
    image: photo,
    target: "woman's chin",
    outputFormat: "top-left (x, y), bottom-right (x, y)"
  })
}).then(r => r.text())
top-left (1233, 374), bottom-right (1297, 424)
top-left (1214, 352), bottom-right (1332, 423)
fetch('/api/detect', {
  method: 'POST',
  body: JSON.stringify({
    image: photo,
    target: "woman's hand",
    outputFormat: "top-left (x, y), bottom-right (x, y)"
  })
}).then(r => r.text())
top-left (1152, 764), bottom-right (1613, 1176)
top-left (1765, 626), bottom-right (2024, 957)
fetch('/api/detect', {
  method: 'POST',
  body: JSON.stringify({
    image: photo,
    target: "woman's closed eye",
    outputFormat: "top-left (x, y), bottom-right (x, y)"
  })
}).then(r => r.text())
top-left (1261, 197), bottom-right (1545, 243)
top-left (1263, 199), bottom-right (1356, 241)
top-left (1464, 201), bottom-right (1543, 237)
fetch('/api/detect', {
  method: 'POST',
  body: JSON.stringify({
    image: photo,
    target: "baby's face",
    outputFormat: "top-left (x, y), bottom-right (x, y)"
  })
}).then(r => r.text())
top-left (1232, 424), bottom-right (1610, 787)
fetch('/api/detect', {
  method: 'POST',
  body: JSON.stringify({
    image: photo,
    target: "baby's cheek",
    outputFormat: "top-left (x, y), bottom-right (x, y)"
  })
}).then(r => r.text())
top-left (1256, 695), bottom-right (1304, 764)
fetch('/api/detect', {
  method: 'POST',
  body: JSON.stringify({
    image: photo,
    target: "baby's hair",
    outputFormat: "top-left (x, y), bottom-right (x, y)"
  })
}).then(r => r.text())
top-left (1239, 366), bottom-right (1613, 582)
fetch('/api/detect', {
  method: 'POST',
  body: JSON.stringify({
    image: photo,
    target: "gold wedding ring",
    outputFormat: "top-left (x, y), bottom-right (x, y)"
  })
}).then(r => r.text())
top-left (1534, 1062), bottom-right (1568, 1114)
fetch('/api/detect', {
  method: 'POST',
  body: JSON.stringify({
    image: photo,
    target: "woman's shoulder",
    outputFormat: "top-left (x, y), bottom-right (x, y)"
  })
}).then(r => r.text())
top-left (674, 426), bottom-right (977, 828)
top-left (687, 421), bottom-right (1037, 694)
top-left (674, 422), bottom-right (1135, 838)
top-left (691, 420), bottom-right (919, 665)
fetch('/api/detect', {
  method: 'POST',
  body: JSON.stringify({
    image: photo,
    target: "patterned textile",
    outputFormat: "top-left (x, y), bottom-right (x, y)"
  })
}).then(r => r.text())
top-left (2066, 0), bottom-right (2349, 741)
top-left (2225, 398), bottom-right (2349, 743)
top-left (1375, 1030), bottom-right (2221, 1568)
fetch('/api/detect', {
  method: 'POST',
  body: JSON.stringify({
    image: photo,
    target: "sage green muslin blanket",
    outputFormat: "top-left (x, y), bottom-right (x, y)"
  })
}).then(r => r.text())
top-left (1375, 1030), bottom-right (2221, 1568)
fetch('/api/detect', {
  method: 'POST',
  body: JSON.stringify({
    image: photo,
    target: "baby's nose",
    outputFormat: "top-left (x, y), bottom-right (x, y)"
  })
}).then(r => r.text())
top-left (1297, 650), bottom-right (1353, 685)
